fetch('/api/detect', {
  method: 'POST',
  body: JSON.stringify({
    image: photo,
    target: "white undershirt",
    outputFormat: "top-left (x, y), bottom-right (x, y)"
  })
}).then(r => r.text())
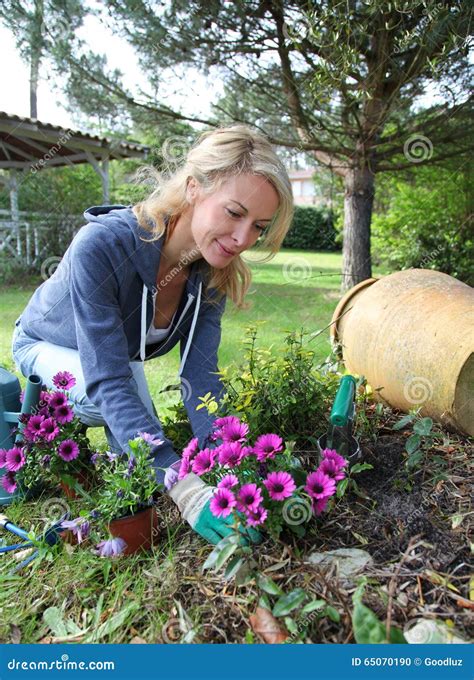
top-left (145, 307), bottom-right (177, 345)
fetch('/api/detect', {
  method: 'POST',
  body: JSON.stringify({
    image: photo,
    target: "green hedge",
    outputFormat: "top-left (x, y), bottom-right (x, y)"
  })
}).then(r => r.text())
top-left (283, 205), bottom-right (339, 251)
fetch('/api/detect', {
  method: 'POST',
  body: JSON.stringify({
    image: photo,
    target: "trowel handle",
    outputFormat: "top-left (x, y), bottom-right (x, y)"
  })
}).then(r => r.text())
top-left (330, 375), bottom-right (357, 427)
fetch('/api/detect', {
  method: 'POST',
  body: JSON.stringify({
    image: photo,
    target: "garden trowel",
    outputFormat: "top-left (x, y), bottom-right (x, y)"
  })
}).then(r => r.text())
top-left (318, 375), bottom-right (361, 464)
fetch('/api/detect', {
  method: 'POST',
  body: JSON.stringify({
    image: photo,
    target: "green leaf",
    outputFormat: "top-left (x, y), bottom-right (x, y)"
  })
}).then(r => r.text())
top-left (301, 599), bottom-right (326, 614)
top-left (273, 588), bottom-right (307, 617)
top-left (336, 477), bottom-right (349, 498)
top-left (352, 600), bottom-right (387, 643)
top-left (325, 605), bottom-right (341, 622)
top-left (350, 463), bottom-right (373, 474)
top-left (258, 594), bottom-right (272, 610)
top-left (43, 607), bottom-right (68, 637)
top-left (257, 575), bottom-right (284, 596)
top-left (214, 542), bottom-right (239, 570)
top-left (406, 433), bottom-right (421, 454)
top-left (202, 534), bottom-right (238, 571)
top-left (224, 556), bottom-right (245, 581)
top-left (392, 414), bottom-right (414, 430)
top-left (406, 450), bottom-right (423, 468)
top-left (284, 616), bottom-right (299, 635)
top-left (352, 585), bottom-right (406, 644)
top-left (414, 417), bottom-right (433, 436)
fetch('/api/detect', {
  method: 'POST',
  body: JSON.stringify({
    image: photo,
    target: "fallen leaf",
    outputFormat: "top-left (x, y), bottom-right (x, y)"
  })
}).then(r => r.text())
top-left (249, 607), bottom-right (289, 644)
top-left (130, 636), bottom-right (147, 644)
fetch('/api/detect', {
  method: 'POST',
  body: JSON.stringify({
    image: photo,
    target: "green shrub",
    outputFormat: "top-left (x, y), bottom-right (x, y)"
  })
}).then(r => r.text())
top-left (372, 164), bottom-right (473, 284)
top-left (283, 205), bottom-right (339, 251)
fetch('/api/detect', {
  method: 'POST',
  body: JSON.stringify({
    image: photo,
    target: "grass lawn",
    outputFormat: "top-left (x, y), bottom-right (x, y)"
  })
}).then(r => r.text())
top-left (0, 250), bottom-right (471, 645)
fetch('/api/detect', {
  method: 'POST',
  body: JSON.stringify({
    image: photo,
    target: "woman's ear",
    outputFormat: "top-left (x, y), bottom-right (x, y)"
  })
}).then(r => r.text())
top-left (186, 177), bottom-right (199, 204)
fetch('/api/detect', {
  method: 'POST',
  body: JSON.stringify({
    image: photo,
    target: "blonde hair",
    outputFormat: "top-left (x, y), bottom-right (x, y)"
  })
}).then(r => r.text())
top-left (133, 124), bottom-right (294, 308)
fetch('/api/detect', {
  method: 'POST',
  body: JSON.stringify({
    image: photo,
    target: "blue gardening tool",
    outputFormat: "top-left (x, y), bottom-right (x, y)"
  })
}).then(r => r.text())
top-left (0, 512), bottom-right (69, 572)
top-left (317, 375), bottom-right (361, 464)
top-left (0, 370), bottom-right (43, 505)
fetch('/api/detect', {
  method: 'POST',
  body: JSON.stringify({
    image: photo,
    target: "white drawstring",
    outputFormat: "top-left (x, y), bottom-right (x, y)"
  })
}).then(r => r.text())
top-left (178, 281), bottom-right (202, 377)
top-left (139, 284), bottom-right (148, 362)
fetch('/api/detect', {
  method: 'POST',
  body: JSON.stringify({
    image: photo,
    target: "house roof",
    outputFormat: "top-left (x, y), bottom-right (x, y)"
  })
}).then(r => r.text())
top-left (0, 111), bottom-right (149, 171)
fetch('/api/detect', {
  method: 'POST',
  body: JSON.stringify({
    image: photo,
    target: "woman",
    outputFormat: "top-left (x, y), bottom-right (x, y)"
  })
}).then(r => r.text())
top-left (12, 125), bottom-right (294, 544)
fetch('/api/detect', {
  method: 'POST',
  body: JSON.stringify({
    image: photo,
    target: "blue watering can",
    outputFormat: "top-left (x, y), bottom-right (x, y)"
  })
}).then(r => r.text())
top-left (0, 367), bottom-right (42, 505)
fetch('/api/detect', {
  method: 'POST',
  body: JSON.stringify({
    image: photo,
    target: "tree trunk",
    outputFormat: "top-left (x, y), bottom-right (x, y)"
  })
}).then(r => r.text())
top-left (29, 0), bottom-right (44, 118)
top-left (341, 165), bottom-right (374, 292)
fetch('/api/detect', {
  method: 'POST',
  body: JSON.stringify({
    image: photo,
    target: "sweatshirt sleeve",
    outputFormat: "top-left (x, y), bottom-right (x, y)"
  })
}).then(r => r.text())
top-left (179, 288), bottom-right (227, 447)
top-left (68, 224), bottom-right (179, 477)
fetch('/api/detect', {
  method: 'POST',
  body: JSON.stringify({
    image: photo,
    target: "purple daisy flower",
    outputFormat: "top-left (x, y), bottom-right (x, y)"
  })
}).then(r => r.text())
top-left (312, 497), bottom-right (329, 516)
top-left (47, 391), bottom-right (68, 409)
top-left (24, 414), bottom-right (45, 440)
top-left (178, 456), bottom-right (192, 480)
top-left (1, 471), bottom-right (17, 494)
top-left (191, 448), bottom-right (216, 475)
top-left (305, 470), bottom-right (336, 499)
top-left (221, 419), bottom-right (249, 444)
top-left (318, 457), bottom-right (346, 481)
top-left (137, 432), bottom-right (163, 447)
top-left (263, 471), bottom-right (296, 501)
top-left (95, 537), bottom-right (127, 557)
top-left (212, 415), bottom-right (241, 440)
top-left (209, 488), bottom-right (236, 518)
top-left (236, 483), bottom-right (263, 513)
top-left (0, 449), bottom-right (7, 468)
top-left (58, 439), bottom-right (80, 462)
top-left (246, 505), bottom-right (268, 527)
top-left (39, 417), bottom-right (60, 442)
top-left (5, 447), bottom-right (26, 472)
top-left (213, 415), bottom-right (240, 429)
top-left (54, 404), bottom-right (74, 424)
top-left (52, 371), bottom-right (76, 390)
top-left (181, 437), bottom-right (199, 461)
top-left (217, 473), bottom-right (239, 490)
top-left (217, 442), bottom-right (244, 468)
top-left (36, 405), bottom-right (51, 418)
top-left (322, 448), bottom-right (348, 470)
top-left (253, 433), bottom-right (283, 462)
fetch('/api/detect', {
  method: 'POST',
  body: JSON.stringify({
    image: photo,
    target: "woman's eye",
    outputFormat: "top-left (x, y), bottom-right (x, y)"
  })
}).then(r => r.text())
top-left (226, 208), bottom-right (241, 218)
top-left (255, 224), bottom-right (266, 233)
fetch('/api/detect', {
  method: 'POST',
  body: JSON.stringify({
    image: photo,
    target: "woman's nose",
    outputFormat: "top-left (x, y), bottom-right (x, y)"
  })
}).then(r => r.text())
top-left (231, 220), bottom-right (255, 250)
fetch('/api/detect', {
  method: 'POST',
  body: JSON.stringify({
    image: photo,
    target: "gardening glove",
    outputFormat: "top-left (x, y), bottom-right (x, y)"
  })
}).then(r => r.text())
top-left (167, 471), bottom-right (262, 546)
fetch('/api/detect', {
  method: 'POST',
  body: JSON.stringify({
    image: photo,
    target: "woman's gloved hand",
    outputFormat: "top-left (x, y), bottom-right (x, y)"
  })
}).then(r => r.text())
top-left (167, 471), bottom-right (262, 546)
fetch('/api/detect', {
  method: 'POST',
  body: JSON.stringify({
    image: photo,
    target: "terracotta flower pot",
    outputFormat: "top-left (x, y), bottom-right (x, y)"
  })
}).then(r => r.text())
top-left (60, 469), bottom-right (94, 499)
top-left (108, 506), bottom-right (160, 555)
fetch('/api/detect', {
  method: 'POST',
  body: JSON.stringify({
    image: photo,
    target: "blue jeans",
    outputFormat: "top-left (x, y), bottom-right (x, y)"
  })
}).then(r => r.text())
top-left (11, 320), bottom-right (156, 453)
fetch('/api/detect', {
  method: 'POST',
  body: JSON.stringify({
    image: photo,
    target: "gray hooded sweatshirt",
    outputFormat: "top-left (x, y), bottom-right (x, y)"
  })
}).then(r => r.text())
top-left (18, 205), bottom-right (226, 473)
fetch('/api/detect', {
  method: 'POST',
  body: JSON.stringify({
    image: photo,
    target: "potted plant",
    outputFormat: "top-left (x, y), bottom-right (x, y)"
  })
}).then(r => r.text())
top-left (86, 435), bottom-right (161, 556)
top-left (0, 371), bottom-right (96, 498)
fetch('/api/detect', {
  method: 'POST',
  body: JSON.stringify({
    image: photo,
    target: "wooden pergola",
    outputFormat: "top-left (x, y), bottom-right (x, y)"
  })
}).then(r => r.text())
top-left (0, 111), bottom-right (150, 207)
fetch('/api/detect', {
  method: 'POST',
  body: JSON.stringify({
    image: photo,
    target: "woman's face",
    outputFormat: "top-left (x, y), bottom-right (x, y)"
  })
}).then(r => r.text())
top-left (187, 173), bottom-right (280, 268)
